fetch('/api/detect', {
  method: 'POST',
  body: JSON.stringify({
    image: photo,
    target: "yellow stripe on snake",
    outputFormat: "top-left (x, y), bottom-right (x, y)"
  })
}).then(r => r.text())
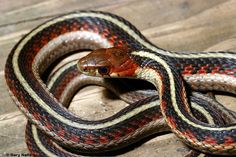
top-left (4, 11), bottom-right (236, 156)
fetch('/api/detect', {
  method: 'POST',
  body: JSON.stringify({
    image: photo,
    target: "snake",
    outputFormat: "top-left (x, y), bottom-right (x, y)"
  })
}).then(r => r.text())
top-left (26, 58), bottom-right (236, 156)
top-left (4, 10), bottom-right (236, 155)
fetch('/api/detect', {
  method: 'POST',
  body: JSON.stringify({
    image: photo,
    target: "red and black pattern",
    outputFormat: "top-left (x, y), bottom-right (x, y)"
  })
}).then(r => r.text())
top-left (127, 50), bottom-right (236, 154)
top-left (4, 10), bottom-right (236, 156)
top-left (5, 11), bottom-right (150, 148)
top-left (26, 60), bottom-right (234, 156)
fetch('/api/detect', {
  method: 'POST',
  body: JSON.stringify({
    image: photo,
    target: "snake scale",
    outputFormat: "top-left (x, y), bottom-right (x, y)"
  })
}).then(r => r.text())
top-left (4, 11), bottom-right (236, 156)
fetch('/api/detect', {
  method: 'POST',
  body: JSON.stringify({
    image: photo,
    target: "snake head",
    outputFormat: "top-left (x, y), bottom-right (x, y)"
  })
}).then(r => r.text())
top-left (77, 47), bottom-right (138, 77)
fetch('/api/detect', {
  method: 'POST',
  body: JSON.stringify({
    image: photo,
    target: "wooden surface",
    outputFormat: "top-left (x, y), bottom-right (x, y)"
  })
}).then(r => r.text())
top-left (1, 0), bottom-right (236, 156)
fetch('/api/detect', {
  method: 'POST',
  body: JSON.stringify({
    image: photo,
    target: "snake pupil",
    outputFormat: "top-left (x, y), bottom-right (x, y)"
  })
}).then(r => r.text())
top-left (98, 67), bottom-right (110, 75)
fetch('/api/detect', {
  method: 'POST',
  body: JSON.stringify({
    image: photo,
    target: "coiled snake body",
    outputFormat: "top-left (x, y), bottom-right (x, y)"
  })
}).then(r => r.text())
top-left (4, 11), bottom-right (236, 156)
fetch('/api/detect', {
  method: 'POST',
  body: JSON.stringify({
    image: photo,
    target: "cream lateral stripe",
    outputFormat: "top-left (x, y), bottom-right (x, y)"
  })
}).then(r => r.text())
top-left (191, 102), bottom-right (214, 125)
top-left (13, 33), bottom-right (159, 131)
top-left (49, 61), bottom-right (214, 125)
top-left (11, 12), bottom-right (236, 129)
top-left (13, 41), bottom-right (159, 130)
top-left (198, 154), bottom-right (205, 157)
top-left (32, 125), bottom-right (58, 157)
top-left (59, 75), bottom-right (84, 104)
top-left (11, 12), bottom-right (162, 130)
top-left (55, 12), bottom-right (236, 59)
top-left (47, 61), bottom-right (77, 89)
top-left (34, 30), bottom-right (112, 73)
top-left (132, 51), bottom-right (236, 131)
top-left (15, 12), bottom-right (236, 59)
top-left (71, 13), bottom-right (236, 59)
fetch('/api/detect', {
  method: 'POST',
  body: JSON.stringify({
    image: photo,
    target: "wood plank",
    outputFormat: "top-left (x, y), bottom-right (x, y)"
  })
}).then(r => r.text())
top-left (0, 0), bottom-right (236, 156)
top-left (0, 0), bottom-right (232, 70)
top-left (0, 75), bottom-right (19, 114)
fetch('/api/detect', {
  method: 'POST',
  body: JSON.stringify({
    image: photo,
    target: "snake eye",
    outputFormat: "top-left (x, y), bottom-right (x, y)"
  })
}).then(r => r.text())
top-left (98, 67), bottom-right (110, 75)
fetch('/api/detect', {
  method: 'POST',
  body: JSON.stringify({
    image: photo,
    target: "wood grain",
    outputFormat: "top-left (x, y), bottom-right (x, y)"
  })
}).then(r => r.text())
top-left (0, 0), bottom-right (236, 156)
